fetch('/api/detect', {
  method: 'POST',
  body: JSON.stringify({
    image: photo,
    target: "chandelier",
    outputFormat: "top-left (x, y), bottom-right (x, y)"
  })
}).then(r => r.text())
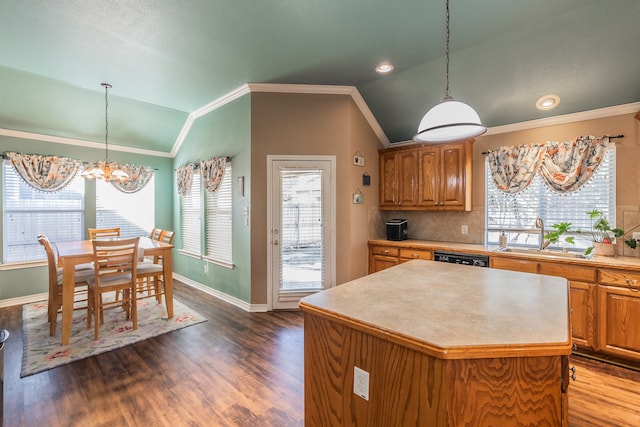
top-left (82, 83), bottom-right (129, 181)
top-left (413, 0), bottom-right (486, 143)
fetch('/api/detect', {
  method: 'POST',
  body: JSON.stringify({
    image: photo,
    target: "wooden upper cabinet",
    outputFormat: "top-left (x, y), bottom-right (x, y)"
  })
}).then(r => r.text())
top-left (380, 140), bottom-right (473, 211)
top-left (398, 149), bottom-right (418, 206)
top-left (379, 151), bottom-right (398, 208)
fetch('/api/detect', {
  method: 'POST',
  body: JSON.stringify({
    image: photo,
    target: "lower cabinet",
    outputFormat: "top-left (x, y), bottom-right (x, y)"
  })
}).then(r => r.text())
top-left (369, 244), bottom-right (432, 273)
top-left (598, 284), bottom-right (640, 362)
top-left (569, 282), bottom-right (597, 350)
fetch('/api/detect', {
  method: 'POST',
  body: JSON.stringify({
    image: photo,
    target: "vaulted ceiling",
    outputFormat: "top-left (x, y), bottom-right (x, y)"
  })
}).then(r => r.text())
top-left (1, 0), bottom-right (639, 155)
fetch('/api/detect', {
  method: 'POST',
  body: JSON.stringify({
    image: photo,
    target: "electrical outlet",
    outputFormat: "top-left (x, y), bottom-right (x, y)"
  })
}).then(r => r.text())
top-left (204, 263), bottom-right (209, 274)
top-left (461, 225), bottom-right (468, 235)
top-left (353, 366), bottom-right (369, 401)
top-left (633, 232), bottom-right (640, 241)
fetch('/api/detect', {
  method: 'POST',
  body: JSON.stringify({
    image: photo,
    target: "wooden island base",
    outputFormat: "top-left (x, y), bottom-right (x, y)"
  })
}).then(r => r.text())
top-left (300, 260), bottom-right (572, 426)
top-left (304, 313), bottom-right (568, 426)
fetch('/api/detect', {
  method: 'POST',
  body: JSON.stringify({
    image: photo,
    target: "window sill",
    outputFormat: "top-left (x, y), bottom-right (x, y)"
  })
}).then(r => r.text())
top-left (0, 260), bottom-right (46, 271)
top-left (202, 257), bottom-right (234, 269)
top-left (177, 249), bottom-right (202, 260)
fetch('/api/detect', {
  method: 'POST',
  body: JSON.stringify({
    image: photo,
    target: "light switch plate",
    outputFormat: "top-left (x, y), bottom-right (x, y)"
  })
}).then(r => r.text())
top-left (353, 366), bottom-right (369, 401)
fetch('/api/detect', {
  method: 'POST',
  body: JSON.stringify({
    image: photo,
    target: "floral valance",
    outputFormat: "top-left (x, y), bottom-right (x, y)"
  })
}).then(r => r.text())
top-left (488, 136), bottom-right (613, 194)
top-left (6, 152), bottom-right (82, 192)
top-left (109, 164), bottom-right (155, 194)
top-left (200, 157), bottom-right (227, 194)
top-left (176, 163), bottom-right (196, 197)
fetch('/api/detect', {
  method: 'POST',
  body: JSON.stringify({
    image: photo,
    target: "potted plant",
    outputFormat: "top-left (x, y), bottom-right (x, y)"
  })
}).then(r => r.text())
top-left (578, 209), bottom-right (637, 256)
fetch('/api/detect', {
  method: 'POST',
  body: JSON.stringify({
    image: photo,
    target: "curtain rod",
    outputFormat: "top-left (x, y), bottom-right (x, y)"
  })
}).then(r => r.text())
top-left (480, 134), bottom-right (624, 155)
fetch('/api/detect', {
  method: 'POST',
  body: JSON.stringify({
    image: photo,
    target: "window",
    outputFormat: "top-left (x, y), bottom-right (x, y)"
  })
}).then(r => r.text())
top-left (96, 176), bottom-right (155, 238)
top-left (2, 162), bottom-right (85, 264)
top-left (486, 148), bottom-right (616, 251)
top-left (180, 172), bottom-right (202, 256)
top-left (205, 164), bottom-right (232, 266)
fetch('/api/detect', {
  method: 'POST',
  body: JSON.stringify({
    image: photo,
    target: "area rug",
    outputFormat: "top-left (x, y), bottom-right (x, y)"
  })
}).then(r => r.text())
top-left (21, 296), bottom-right (207, 377)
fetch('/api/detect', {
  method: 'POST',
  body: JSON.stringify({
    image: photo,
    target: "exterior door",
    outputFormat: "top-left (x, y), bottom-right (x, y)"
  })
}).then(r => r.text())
top-left (268, 156), bottom-right (335, 310)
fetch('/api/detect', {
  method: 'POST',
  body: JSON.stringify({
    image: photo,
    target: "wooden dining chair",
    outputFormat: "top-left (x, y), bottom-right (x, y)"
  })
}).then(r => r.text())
top-left (87, 227), bottom-right (121, 240)
top-left (136, 229), bottom-right (175, 303)
top-left (38, 234), bottom-right (94, 336)
top-left (149, 228), bottom-right (162, 240)
top-left (87, 237), bottom-right (139, 340)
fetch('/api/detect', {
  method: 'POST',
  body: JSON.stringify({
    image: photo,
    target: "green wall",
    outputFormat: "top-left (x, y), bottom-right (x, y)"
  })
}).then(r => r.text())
top-left (172, 94), bottom-right (252, 303)
top-left (0, 135), bottom-right (173, 300)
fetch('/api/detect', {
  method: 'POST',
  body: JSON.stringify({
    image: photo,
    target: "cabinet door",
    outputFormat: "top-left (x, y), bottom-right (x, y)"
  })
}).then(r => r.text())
top-left (440, 143), bottom-right (468, 209)
top-left (569, 281), bottom-right (596, 349)
top-left (370, 255), bottom-right (398, 273)
top-left (417, 147), bottom-right (439, 207)
top-left (597, 285), bottom-right (640, 361)
top-left (397, 150), bottom-right (418, 207)
top-left (379, 152), bottom-right (398, 208)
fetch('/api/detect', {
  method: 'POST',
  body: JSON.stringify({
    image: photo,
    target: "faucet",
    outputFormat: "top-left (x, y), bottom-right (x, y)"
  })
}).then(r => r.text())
top-left (535, 217), bottom-right (548, 250)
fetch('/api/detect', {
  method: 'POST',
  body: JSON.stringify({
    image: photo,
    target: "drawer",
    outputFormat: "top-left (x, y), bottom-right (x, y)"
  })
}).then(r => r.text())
top-left (599, 269), bottom-right (640, 289)
top-left (399, 248), bottom-right (432, 260)
top-left (490, 257), bottom-right (538, 273)
top-left (539, 262), bottom-right (596, 282)
top-left (370, 246), bottom-right (399, 257)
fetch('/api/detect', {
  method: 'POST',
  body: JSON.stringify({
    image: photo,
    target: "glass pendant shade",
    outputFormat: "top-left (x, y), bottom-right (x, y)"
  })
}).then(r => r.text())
top-left (414, 96), bottom-right (486, 143)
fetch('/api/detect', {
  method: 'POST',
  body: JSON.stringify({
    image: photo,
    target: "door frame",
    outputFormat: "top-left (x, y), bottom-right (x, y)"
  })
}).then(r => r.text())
top-left (266, 155), bottom-right (336, 311)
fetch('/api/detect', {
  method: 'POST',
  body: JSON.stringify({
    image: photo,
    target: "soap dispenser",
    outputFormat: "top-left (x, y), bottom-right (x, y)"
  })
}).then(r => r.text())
top-left (499, 231), bottom-right (507, 248)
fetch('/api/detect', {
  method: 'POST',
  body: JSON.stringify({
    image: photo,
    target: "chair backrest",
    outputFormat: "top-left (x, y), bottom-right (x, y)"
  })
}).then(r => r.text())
top-left (88, 227), bottom-right (121, 240)
top-left (149, 228), bottom-right (162, 240)
top-left (159, 230), bottom-right (175, 244)
top-left (37, 234), bottom-right (58, 289)
top-left (92, 237), bottom-right (139, 286)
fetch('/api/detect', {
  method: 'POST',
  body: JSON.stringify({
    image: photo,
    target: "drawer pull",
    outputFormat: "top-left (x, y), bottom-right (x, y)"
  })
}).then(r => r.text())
top-left (625, 278), bottom-right (638, 286)
top-left (569, 366), bottom-right (577, 381)
top-left (412, 253), bottom-right (419, 258)
top-left (383, 250), bottom-right (389, 255)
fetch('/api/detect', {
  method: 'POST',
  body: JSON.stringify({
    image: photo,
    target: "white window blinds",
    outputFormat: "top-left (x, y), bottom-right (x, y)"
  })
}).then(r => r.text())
top-left (2, 162), bottom-right (85, 263)
top-left (181, 172), bottom-right (202, 255)
top-left (96, 177), bottom-right (155, 238)
top-left (205, 164), bottom-right (232, 265)
top-left (486, 147), bottom-right (616, 251)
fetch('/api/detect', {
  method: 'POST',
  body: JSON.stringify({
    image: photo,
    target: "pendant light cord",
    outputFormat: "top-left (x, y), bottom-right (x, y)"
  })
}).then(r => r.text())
top-left (102, 83), bottom-right (112, 162)
top-left (444, 0), bottom-right (450, 99)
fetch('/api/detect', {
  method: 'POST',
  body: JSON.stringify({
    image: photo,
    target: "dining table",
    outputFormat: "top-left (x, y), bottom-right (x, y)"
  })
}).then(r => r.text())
top-left (55, 236), bottom-right (175, 346)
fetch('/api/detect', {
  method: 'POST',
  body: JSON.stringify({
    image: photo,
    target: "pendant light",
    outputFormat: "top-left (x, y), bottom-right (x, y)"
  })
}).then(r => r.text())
top-left (82, 83), bottom-right (129, 181)
top-left (414, 0), bottom-right (486, 143)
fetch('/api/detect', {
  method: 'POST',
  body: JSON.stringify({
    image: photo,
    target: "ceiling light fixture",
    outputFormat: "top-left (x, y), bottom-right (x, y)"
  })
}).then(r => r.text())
top-left (375, 63), bottom-right (394, 74)
top-left (82, 83), bottom-right (128, 182)
top-left (414, 0), bottom-right (486, 143)
top-left (536, 93), bottom-right (560, 110)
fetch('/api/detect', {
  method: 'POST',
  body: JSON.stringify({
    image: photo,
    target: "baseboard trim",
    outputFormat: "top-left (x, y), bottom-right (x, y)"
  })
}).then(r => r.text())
top-left (0, 292), bottom-right (48, 308)
top-left (174, 274), bottom-right (268, 313)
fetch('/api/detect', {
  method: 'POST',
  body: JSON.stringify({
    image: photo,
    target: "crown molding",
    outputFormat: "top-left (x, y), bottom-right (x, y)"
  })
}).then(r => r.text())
top-left (0, 127), bottom-right (173, 158)
top-left (485, 102), bottom-right (640, 136)
top-left (171, 83), bottom-right (391, 154)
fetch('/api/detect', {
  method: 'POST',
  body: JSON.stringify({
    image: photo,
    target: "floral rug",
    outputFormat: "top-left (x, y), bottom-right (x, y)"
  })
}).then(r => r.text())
top-left (21, 296), bottom-right (207, 377)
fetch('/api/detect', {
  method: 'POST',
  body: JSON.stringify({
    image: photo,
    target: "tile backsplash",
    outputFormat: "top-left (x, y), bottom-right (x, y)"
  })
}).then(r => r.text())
top-left (370, 206), bottom-right (640, 258)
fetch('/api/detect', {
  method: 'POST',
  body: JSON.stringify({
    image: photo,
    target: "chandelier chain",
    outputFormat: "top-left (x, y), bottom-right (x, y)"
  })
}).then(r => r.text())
top-left (104, 83), bottom-right (110, 162)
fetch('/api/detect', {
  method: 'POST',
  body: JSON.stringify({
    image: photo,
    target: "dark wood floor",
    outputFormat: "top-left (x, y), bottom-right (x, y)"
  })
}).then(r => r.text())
top-left (1, 282), bottom-right (639, 426)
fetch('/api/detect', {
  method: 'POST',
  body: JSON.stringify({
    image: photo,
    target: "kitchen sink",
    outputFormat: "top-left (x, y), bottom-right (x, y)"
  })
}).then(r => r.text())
top-left (495, 247), bottom-right (589, 259)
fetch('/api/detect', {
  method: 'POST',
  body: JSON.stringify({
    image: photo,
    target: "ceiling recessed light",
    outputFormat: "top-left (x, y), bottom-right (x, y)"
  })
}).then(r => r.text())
top-left (536, 94), bottom-right (560, 110)
top-left (375, 63), bottom-right (394, 74)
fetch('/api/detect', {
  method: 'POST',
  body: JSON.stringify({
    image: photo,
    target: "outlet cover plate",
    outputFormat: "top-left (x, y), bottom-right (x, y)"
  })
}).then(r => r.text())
top-left (353, 366), bottom-right (369, 401)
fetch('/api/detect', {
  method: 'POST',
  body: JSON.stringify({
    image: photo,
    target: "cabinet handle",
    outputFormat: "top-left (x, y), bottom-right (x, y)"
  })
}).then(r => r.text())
top-left (625, 278), bottom-right (638, 286)
top-left (412, 253), bottom-right (419, 258)
top-left (569, 366), bottom-right (576, 381)
top-left (383, 250), bottom-right (389, 255)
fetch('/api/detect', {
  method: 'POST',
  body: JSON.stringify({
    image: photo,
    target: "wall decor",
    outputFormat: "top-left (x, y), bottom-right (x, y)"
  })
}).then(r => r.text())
top-left (353, 151), bottom-right (365, 167)
top-left (362, 173), bottom-right (371, 186)
top-left (353, 188), bottom-right (364, 204)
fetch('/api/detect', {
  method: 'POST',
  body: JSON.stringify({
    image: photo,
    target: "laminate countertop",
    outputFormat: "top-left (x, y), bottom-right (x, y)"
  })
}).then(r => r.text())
top-left (299, 260), bottom-right (571, 360)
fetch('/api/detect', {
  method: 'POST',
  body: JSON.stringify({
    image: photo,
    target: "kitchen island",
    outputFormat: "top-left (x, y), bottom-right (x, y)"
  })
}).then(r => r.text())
top-left (299, 260), bottom-right (572, 426)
